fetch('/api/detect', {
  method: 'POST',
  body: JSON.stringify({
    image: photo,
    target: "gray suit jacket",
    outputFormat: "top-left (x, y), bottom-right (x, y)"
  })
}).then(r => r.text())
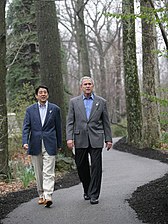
top-left (66, 94), bottom-right (112, 148)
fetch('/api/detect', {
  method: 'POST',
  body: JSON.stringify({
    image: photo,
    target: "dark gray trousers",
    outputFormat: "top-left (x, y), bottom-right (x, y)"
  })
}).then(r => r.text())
top-left (75, 146), bottom-right (102, 200)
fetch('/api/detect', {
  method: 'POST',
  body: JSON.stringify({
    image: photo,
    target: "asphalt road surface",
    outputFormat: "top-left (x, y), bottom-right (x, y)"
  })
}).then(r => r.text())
top-left (2, 138), bottom-right (168, 224)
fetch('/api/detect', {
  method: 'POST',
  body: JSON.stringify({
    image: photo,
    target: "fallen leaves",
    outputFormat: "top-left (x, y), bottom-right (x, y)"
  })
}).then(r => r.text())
top-left (0, 181), bottom-right (34, 196)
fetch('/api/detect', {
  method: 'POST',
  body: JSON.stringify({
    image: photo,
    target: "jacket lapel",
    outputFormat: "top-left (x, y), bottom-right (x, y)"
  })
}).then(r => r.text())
top-left (88, 96), bottom-right (100, 121)
top-left (43, 103), bottom-right (52, 127)
top-left (76, 96), bottom-right (87, 121)
top-left (34, 103), bottom-right (42, 126)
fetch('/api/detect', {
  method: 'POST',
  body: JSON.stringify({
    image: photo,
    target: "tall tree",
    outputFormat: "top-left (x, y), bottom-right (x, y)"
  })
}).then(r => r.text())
top-left (141, 0), bottom-right (161, 147)
top-left (74, 0), bottom-right (91, 79)
top-left (35, 0), bottom-right (67, 155)
top-left (6, 0), bottom-right (40, 105)
top-left (122, 0), bottom-right (142, 146)
top-left (0, 0), bottom-right (9, 178)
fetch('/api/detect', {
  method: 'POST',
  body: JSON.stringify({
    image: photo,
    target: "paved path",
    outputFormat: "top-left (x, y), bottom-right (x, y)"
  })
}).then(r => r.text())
top-left (2, 138), bottom-right (168, 224)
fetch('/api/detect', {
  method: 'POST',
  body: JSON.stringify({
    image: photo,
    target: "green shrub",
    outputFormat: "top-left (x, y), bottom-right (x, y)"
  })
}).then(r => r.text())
top-left (111, 120), bottom-right (127, 137)
top-left (9, 159), bottom-right (35, 188)
top-left (56, 153), bottom-right (76, 171)
top-left (8, 134), bottom-right (22, 160)
top-left (161, 131), bottom-right (168, 144)
top-left (19, 166), bottom-right (35, 188)
top-left (7, 83), bottom-right (35, 160)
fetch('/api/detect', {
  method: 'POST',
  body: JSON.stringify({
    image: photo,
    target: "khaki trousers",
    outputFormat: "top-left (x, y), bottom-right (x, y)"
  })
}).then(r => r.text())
top-left (31, 143), bottom-right (55, 200)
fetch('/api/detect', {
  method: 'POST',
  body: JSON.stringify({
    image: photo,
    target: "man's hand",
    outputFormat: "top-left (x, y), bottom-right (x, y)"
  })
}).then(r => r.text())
top-left (23, 144), bottom-right (28, 150)
top-left (106, 142), bottom-right (112, 151)
top-left (67, 140), bottom-right (74, 150)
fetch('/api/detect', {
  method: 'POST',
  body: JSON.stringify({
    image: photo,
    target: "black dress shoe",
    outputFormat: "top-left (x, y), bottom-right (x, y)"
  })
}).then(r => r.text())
top-left (90, 198), bottom-right (99, 205)
top-left (44, 200), bottom-right (53, 207)
top-left (83, 193), bottom-right (90, 200)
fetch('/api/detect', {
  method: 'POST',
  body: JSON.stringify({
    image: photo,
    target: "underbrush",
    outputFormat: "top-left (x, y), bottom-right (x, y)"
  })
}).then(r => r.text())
top-left (111, 119), bottom-right (127, 137)
top-left (160, 130), bottom-right (168, 150)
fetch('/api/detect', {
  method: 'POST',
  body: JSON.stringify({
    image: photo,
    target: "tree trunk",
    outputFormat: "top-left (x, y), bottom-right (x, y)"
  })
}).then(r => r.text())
top-left (115, 26), bottom-right (122, 122)
top-left (98, 49), bottom-right (107, 99)
top-left (75, 0), bottom-right (91, 79)
top-left (141, 0), bottom-right (161, 147)
top-left (122, 0), bottom-right (142, 147)
top-left (0, 0), bottom-right (9, 179)
top-left (35, 0), bottom-right (68, 155)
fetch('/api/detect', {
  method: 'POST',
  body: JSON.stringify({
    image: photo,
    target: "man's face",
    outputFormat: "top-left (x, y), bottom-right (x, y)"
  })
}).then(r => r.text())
top-left (35, 88), bottom-right (49, 104)
top-left (81, 79), bottom-right (94, 96)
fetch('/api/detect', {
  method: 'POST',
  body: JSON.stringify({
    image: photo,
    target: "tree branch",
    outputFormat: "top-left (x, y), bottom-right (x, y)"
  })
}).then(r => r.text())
top-left (0, 33), bottom-right (5, 40)
top-left (149, 0), bottom-right (168, 51)
top-left (7, 37), bottom-right (28, 69)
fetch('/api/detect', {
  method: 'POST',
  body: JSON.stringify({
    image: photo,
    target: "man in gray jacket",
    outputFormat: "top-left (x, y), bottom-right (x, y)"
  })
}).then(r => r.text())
top-left (66, 76), bottom-right (112, 205)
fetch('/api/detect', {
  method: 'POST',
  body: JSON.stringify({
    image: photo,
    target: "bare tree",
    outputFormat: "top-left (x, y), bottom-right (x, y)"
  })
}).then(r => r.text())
top-left (56, 0), bottom-right (125, 121)
top-left (74, 0), bottom-right (91, 78)
top-left (85, 0), bottom-right (120, 99)
top-left (0, 0), bottom-right (9, 178)
top-left (58, 1), bottom-right (122, 93)
top-left (107, 26), bottom-right (124, 123)
top-left (149, 0), bottom-right (168, 51)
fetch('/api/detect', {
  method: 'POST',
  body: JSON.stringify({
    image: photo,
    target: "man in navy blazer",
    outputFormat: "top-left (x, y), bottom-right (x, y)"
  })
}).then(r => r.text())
top-left (22, 85), bottom-right (62, 207)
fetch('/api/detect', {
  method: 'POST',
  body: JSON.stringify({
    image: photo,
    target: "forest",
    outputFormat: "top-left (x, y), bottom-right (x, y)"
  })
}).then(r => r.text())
top-left (0, 0), bottom-right (168, 180)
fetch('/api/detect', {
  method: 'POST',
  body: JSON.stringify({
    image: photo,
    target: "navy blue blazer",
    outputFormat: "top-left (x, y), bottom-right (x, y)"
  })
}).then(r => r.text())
top-left (22, 102), bottom-right (62, 155)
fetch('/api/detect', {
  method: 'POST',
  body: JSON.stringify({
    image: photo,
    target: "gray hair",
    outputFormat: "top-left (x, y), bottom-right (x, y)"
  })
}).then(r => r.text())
top-left (79, 76), bottom-right (94, 85)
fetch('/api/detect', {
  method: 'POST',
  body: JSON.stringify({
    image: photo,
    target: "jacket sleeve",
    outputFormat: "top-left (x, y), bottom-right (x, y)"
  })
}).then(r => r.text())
top-left (22, 109), bottom-right (31, 145)
top-left (66, 100), bottom-right (75, 140)
top-left (102, 101), bottom-right (112, 142)
top-left (55, 107), bottom-right (62, 148)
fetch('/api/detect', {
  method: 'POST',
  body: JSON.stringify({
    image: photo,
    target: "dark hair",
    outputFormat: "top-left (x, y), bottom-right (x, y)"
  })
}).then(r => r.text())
top-left (35, 85), bottom-right (49, 95)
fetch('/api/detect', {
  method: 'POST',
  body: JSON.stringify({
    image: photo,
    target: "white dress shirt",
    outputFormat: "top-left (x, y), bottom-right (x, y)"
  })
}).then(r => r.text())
top-left (38, 101), bottom-right (48, 126)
